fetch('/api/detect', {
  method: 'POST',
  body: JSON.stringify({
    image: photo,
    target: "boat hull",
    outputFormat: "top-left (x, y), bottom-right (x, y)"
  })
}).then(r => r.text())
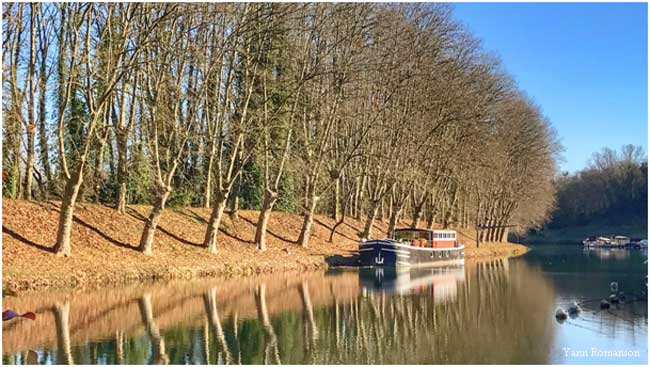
top-left (359, 240), bottom-right (464, 268)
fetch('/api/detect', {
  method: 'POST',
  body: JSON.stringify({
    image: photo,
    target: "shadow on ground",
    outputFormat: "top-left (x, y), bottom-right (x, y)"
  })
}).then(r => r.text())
top-left (325, 254), bottom-right (360, 267)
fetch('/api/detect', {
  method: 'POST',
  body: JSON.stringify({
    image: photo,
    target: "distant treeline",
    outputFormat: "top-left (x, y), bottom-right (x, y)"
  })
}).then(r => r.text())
top-left (2, 3), bottom-right (559, 257)
top-left (548, 145), bottom-right (647, 229)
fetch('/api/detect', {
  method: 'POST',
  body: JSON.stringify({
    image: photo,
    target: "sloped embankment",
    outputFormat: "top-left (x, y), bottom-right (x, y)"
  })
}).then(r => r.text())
top-left (2, 199), bottom-right (526, 291)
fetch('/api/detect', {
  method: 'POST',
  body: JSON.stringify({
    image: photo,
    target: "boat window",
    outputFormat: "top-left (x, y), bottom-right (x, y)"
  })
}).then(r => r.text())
top-left (395, 230), bottom-right (430, 243)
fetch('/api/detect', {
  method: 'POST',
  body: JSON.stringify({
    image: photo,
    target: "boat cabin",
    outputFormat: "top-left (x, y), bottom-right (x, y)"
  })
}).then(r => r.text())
top-left (393, 228), bottom-right (459, 249)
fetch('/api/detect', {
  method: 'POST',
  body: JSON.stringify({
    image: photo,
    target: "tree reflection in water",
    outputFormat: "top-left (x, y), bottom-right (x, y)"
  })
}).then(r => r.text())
top-left (52, 301), bottom-right (73, 365)
top-left (3, 259), bottom-right (560, 364)
top-left (137, 293), bottom-right (168, 365)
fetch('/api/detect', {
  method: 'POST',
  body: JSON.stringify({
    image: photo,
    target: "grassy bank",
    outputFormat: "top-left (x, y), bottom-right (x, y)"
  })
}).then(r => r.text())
top-left (2, 199), bottom-right (527, 292)
top-left (521, 222), bottom-right (648, 244)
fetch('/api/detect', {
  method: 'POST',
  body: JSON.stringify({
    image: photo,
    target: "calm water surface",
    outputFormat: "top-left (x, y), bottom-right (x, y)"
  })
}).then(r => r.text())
top-left (2, 245), bottom-right (647, 364)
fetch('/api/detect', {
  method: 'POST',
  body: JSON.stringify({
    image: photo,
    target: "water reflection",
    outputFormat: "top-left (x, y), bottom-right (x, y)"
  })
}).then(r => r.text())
top-left (359, 266), bottom-right (465, 301)
top-left (583, 247), bottom-right (632, 261)
top-left (53, 302), bottom-right (73, 365)
top-left (3, 258), bottom-right (561, 364)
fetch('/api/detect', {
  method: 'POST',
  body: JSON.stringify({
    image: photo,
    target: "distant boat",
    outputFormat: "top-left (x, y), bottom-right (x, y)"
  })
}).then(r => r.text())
top-left (358, 228), bottom-right (464, 268)
top-left (583, 236), bottom-right (613, 248)
top-left (583, 235), bottom-right (630, 248)
top-left (612, 236), bottom-right (630, 246)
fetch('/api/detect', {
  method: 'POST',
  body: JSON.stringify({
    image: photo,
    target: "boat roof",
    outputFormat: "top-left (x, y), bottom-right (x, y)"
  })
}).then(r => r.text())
top-left (394, 228), bottom-right (456, 233)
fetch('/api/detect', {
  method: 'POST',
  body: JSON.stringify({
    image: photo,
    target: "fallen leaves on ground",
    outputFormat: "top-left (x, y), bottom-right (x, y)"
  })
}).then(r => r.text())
top-left (2, 199), bottom-right (526, 292)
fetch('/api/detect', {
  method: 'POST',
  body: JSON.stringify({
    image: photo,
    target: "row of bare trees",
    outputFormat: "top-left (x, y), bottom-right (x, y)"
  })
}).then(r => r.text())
top-left (2, 3), bottom-right (559, 257)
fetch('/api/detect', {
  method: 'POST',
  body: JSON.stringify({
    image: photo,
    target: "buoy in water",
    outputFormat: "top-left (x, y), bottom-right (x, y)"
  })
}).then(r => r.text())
top-left (568, 302), bottom-right (581, 315)
top-left (555, 308), bottom-right (568, 322)
top-left (600, 299), bottom-right (611, 309)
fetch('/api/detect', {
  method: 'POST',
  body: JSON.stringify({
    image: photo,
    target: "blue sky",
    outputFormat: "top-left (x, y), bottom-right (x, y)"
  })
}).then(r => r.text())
top-left (452, 2), bottom-right (648, 173)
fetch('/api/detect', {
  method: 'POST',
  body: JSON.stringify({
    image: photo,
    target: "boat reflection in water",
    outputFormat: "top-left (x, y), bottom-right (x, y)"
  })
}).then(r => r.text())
top-left (583, 246), bottom-right (632, 261)
top-left (359, 266), bottom-right (465, 303)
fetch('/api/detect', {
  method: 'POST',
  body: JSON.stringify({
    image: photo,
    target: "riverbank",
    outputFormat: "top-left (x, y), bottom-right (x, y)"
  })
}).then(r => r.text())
top-left (521, 222), bottom-right (648, 244)
top-left (2, 199), bottom-right (527, 292)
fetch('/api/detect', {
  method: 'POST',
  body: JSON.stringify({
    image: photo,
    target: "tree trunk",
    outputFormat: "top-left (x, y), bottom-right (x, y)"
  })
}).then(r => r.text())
top-left (354, 175), bottom-right (367, 220)
top-left (500, 227), bottom-right (509, 243)
top-left (23, 5), bottom-right (36, 200)
top-left (411, 199), bottom-right (425, 229)
top-left (204, 152), bottom-right (214, 209)
top-left (38, 35), bottom-right (52, 194)
top-left (495, 224), bottom-right (503, 243)
top-left (54, 166), bottom-right (85, 257)
top-left (485, 216), bottom-right (492, 242)
top-left (93, 129), bottom-right (109, 203)
top-left (138, 190), bottom-right (170, 255)
top-left (229, 149), bottom-right (243, 219)
top-left (24, 126), bottom-right (36, 200)
top-left (353, 176), bottom-right (361, 219)
top-left (362, 200), bottom-right (380, 239)
top-left (426, 199), bottom-right (436, 229)
top-left (387, 206), bottom-right (402, 238)
top-left (7, 114), bottom-right (22, 199)
top-left (38, 131), bottom-right (51, 193)
top-left (115, 128), bottom-right (128, 214)
top-left (329, 199), bottom-right (349, 243)
top-left (332, 177), bottom-right (341, 221)
top-left (255, 190), bottom-right (278, 251)
top-left (298, 195), bottom-right (319, 248)
top-left (203, 190), bottom-right (230, 254)
top-left (117, 183), bottom-right (127, 214)
top-left (230, 192), bottom-right (239, 219)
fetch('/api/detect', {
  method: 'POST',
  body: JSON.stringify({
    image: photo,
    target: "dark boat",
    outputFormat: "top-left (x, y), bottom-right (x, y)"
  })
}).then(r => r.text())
top-left (358, 228), bottom-right (464, 268)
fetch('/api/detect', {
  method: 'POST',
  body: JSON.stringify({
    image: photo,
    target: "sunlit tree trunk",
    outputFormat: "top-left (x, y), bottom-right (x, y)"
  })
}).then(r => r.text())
top-left (255, 190), bottom-right (278, 251)
top-left (138, 190), bottom-right (170, 255)
top-left (298, 194), bottom-right (319, 248)
top-left (203, 190), bottom-right (230, 254)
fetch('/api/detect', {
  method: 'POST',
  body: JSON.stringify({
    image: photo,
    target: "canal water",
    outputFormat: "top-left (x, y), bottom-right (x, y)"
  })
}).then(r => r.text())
top-left (2, 245), bottom-right (647, 365)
